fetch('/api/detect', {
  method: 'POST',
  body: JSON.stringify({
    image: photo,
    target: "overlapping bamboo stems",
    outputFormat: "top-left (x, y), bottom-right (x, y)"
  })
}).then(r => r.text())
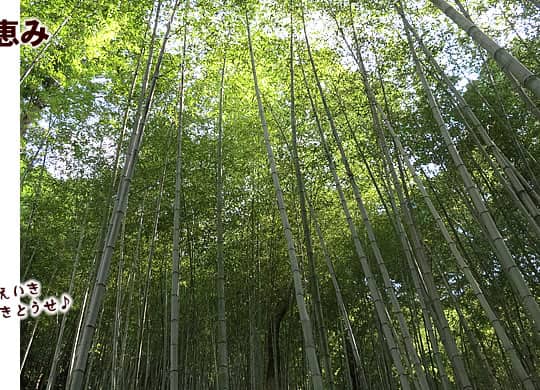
top-left (289, 8), bottom-right (333, 388)
top-left (306, 195), bottom-right (369, 389)
top-left (397, 10), bottom-right (540, 235)
top-left (429, 0), bottom-right (540, 98)
top-left (342, 8), bottom-right (448, 389)
top-left (464, 83), bottom-right (540, 193)
top-left (45, 204), bottom-right (88, 390)
top-left (385, 64), bottom-right (535, 390)
top-left (332, 87), bottom-right (453, 389)
top-left (135, 134), bottom-right (171, 387)
top-left (402, 8), bottom-right (540, 340)
top-left (216, 49), bottom-right (230, 390)
top-left (110, 219), bottom-right (127, 390)
top-left (170, 2), bottom-right (189, 389)
top-left (451, 0), bottom-right (540, 121)
top-left (333, 11), bottom-right (491, 389)
top-left (336, 7), bottom-right (540, 387)
top-left (67, 3), bottom-right (157, 383)
top-left (299, 19), bottom-right (411, 389)
top-left (246, 12), bottom-right (324, 389)
top-left (448, 102), bottom-right (540, 239)
top-left (68, 0), bottom-right (181, 387)
top-left (303, 6), bottom-right (439, 388)
top-left (117, 202), bottom-right (145, 389)
top-left (82, 301), bottom-right (107, 389)
top-left (345, 8), bottom-right (538, 386)
top-left (436, 265), bottom-right (501, 388)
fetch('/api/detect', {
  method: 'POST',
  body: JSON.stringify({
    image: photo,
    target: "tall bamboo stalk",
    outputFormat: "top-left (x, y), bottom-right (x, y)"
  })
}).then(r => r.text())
top-left (170, 2), bottom-right (189, 389)
top-left (397, 9), bottom-right (540, 233)
top-left (298, 46), bottom-right (411, 388)
top-left (45, 206), bottom-right (88, 390)
top-left (402, 11), bottom-right (540, 340)
top-left (289, 7), bottom-right (333, 388)
top-left (246, 13), bottom-right (324, 389)
top-left (68, 2), bottom-right (180, 387)
top-left (351, 18), bottom-right (539, 384)
top-left (429, 0), bottom-right (540, 98)
top-left (216, 49), bottom-right (230, 390)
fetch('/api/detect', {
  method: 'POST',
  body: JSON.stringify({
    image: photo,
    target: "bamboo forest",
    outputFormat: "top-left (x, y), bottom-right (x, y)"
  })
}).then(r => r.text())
top-left (19, 0), bottom-right (540, 388)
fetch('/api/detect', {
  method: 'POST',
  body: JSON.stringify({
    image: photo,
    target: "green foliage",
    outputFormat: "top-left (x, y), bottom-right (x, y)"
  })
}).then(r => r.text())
top-left (21, 0), bottom-right (540, 388)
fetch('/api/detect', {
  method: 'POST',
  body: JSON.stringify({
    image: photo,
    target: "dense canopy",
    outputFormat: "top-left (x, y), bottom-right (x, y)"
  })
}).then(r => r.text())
top-left (20, 0), bottom-right (539, 389)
